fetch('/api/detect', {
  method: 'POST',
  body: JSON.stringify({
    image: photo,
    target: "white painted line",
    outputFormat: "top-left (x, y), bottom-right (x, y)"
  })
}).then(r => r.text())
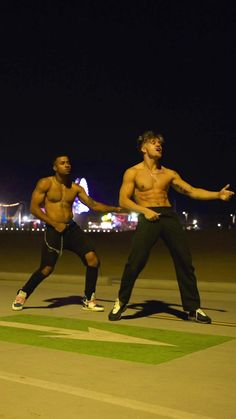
top-left (0, 321), bottom-right (175, 346)
top-left (0, 370), bottom-right (214, 419)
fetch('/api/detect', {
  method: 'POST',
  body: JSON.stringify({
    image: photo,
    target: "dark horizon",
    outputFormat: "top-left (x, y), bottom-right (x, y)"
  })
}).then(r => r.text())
top-left (1, 2), bottom-right (235, 214)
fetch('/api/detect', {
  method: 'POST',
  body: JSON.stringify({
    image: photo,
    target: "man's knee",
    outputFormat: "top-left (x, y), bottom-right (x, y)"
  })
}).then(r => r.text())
top-left (40, 266), bottom-right (54, 276)
top-left (85, 252), bottom-right (100, 268)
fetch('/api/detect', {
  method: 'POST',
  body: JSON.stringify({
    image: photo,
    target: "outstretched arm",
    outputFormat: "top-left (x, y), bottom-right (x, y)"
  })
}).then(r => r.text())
top-left (171, 171), bottom-right (234, 201)
top-left (77, 186), bottom-right (121, 213)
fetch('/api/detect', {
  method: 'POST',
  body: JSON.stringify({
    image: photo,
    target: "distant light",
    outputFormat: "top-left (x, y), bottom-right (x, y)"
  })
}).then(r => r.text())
top-left (192, 219), bottom-right (198, 225)
top-left (73, 177), bottom-right (90, 214)
top-left (128, 212), bottom-right (138, 222)
top-left (217, 223), bottom-right (221, 227)
top-left (101, 213), bottom-right (112, 221)
top-left (101, 221), bottom-right (112, 229)
top-left (0, 202), bottom-right (20, 207)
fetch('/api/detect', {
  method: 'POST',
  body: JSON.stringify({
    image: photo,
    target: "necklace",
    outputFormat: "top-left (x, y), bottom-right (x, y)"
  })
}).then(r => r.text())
top-left (144, 163), bottom-right (161, 182)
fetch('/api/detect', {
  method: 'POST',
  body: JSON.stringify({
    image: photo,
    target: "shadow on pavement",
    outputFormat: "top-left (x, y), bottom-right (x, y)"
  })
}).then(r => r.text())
top-left (121, 301), bottom-right (226, 321)
top-left (23, 296), bottom-right (227, 322)
top-left (123, 300), bottom-right (187, 320)
top-left (23, 295), bottom-right (84, 310)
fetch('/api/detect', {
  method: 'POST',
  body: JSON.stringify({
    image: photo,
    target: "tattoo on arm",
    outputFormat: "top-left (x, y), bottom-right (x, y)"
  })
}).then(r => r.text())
top-left (172, 176), bottom-right (191, 195)
top-left (175, 184), bottom-right (189, 194)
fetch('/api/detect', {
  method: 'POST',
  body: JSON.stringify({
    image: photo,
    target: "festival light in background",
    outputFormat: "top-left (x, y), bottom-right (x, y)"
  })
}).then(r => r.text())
top-left (72, 177), bottom-right (90, 215)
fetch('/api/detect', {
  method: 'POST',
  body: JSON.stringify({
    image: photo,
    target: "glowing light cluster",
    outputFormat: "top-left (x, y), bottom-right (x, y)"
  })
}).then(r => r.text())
top-left (72, 177), bottom-right (90, 214)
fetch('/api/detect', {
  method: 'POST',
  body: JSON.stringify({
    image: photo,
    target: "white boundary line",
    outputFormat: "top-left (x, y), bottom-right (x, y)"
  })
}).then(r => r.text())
top-left (0, 370), bottom-right (214, 419)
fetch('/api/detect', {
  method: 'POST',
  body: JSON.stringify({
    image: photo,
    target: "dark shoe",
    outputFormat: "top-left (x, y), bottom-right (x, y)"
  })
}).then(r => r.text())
top-left (188, 308), bottom-right (212, 324)
top-left (108, 298), bottom-right (127, 321)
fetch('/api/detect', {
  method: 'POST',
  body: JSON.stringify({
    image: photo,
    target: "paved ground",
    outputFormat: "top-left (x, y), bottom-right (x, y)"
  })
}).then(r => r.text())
top-left (0, 230), bottom-right (235, 418)
top-left (0, 275), bottom-right (236, 419)
top-left (0, 230), bottom-right (235, 281)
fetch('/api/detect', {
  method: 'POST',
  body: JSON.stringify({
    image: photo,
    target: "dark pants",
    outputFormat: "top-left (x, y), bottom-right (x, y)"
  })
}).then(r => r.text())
top-left (21, 221), bottom-right (98, 299)
top-left (118, 207), bottom-right (201, 312)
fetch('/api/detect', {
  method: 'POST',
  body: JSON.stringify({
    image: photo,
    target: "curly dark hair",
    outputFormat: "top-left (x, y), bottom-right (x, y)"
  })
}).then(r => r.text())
top-left (137, 130), bottom-right (164, 152)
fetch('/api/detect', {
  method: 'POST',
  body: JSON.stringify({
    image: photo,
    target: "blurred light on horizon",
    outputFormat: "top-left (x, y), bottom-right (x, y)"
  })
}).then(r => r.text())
top-left (73, 177), bottom-right (90, 214)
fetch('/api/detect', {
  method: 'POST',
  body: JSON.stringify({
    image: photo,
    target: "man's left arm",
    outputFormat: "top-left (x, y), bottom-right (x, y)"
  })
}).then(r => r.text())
top-left (171, 171), bottom-right (234, 201)
top-left (77, 186), bottom-right (121, 212)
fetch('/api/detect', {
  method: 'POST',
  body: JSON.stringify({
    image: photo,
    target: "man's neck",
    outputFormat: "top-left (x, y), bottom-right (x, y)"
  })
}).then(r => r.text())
top-left (54, 174), bottom-right (70, 185)
top-left (143, 157), bottom-right (161, 171)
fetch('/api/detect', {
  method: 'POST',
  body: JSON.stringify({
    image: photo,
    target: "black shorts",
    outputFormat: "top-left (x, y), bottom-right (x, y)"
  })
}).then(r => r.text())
top-left (39, 221), bottom-right (96, 268)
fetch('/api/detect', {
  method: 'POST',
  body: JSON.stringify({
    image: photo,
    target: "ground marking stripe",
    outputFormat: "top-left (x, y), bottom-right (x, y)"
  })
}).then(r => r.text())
top-left (150, 315), bottom-right (236, 328)
top-left (0, 321), bottom-right (174, 346)
top-left (0, 370), bottom-right (214, 419)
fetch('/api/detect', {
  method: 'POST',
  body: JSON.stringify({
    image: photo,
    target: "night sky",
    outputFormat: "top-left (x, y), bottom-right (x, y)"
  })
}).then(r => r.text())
top-left (1, 1), bottom-right (236, 218)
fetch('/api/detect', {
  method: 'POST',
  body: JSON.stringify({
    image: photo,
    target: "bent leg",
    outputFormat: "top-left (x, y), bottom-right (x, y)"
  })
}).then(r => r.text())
top-left (21, 232), bottom-right (59, 298)
top-left (12, 227), bottom-right (61, 310)
top-left (63, 223), bottom-right (100, 300)
top-left (21, 265), bottom-right (55, 298)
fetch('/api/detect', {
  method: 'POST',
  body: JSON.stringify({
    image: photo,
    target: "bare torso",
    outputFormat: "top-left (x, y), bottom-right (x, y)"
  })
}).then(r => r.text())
top-left (133, 163), bottom-right (173, 207)
top-left (44, 176), bottom-right (79, 223)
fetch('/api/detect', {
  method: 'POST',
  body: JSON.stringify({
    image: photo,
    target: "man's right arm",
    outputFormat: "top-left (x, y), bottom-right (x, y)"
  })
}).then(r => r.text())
top-left (119, 168), bottom-right (160, 221)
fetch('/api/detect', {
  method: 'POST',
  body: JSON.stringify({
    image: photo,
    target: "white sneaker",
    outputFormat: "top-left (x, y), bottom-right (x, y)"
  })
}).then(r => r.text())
top-left (12, 290), bottom-right (27, 311)
top-left (82, 293), bottom-right (104, 312)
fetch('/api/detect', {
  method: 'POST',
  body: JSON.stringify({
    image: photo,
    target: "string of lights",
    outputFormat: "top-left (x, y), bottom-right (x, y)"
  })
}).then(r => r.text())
top-left (0, 202), bottom-right (21, 207)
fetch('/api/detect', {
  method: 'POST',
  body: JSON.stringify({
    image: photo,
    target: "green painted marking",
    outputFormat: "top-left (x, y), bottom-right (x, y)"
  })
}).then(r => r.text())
top-left (0, 314), bottom-right (233, 364)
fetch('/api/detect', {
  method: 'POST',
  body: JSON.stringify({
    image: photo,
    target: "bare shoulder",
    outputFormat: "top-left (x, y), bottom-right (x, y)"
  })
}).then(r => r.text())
top-left (71, 181), bottom-right (80, 189)
top-left (35, 176), bottom-right (52, 190)
top-left (162, 166), bottom-right (180, 179)
top-left (125, 162), bottom-right (143, 174)
top-left (72, 182), bottom-right (85, 194)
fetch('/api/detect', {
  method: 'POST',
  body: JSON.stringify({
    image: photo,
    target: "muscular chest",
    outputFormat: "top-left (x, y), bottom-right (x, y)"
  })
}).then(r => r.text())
top-left (46, 184), bottom-right (76, 204)
top-left (135, 171), bottom-right (170, 191)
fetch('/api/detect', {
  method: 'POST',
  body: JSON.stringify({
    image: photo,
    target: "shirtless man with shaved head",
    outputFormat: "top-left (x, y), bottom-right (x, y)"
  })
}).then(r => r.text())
top-left (12, 155), bottom-right (121, 312)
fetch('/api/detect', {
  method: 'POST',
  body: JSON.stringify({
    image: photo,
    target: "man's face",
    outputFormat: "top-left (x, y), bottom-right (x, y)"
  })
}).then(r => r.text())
top-left (54, 156), bottom-right (71, 175)
top-left (142, 138), bottom-right (163, 158)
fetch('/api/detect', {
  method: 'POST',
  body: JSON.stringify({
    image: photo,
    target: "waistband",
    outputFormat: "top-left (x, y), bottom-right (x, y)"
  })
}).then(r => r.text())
top-left (147, 206), bottom-right (175, 211)
top-left (46, 220), bottom-right (76, 229)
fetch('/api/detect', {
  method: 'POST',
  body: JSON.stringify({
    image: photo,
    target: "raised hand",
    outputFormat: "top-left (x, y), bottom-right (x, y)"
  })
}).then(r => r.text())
top-left (219, 184), bottom-right (235, 201)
